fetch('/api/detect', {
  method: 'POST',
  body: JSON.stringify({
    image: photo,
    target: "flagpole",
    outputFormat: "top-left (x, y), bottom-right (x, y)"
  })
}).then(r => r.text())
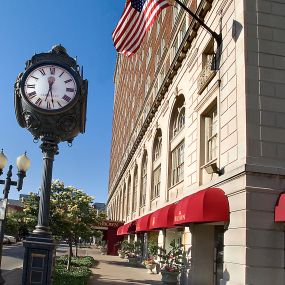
top-left (173, 0), bottom-right (222, 45)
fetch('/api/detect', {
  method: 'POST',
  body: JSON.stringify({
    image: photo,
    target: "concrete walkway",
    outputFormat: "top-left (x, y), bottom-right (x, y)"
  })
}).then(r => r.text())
top-left (2, 268), bottom-right (22, 285)
top-left (2, 246), bottom-right (162, 285)
top-left (86, 248), bottom-right (162, 285)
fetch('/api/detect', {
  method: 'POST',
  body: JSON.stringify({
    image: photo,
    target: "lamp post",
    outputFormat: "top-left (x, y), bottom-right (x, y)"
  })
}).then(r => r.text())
top-left (0, 149), bottom-right (30, 284)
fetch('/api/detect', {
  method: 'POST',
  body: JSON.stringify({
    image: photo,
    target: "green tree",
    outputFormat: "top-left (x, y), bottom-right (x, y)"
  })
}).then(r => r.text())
top-left (5, 211), bottom-right (29, 240)
top-left (22, 180), bottom-right (101, 270)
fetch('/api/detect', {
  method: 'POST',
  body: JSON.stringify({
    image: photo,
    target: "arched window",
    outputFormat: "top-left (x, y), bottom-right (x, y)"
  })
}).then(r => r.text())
top-left (153, 130), bottom-right (162, 161)
top-left (140, 152), bottom-right (148, 207)
top-left (172, 106), bottom-right (185, 138)
top-left (170, 95), bottom-right (185, 140)
top-left (132, 166), bottom-right (138, 213)
top-left (152, 129), bottom-right (162, 200)
top-left (169, 95), bottom-right (185, 187)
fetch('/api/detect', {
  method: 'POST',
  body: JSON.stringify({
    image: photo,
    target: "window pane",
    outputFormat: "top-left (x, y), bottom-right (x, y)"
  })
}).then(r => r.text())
top-left (205, 106), bottom-right (218, 163)
top-left (171, 141), bottom-right (184, 186)
top-left (141, 158), bottom-right (147, 206)
top-left (152, 165), bottom-right (161, 199)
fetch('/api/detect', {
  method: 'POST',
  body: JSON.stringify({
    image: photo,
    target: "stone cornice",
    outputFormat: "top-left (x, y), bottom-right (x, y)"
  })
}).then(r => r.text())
top-left (108, 0), bottom-right (215, 204)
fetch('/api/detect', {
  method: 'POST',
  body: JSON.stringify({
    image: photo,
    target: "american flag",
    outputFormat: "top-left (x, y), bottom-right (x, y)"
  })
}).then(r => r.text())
top-left (112, 0), bottom-right (171, 57)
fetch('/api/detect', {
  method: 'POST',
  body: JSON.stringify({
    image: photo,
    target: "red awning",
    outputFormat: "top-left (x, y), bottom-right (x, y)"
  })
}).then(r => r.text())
top-left (117, 221), bottom-right (137, 235)
top-left (275, 193), bottom-right (285, 222)
top-left (127, 220), bottom-right (137, 233)
top-left (117, 225), bottom-right (124, 236)
top-left (174, 188), bottom-right (229, 225)
top-left (136, 214), bottom-right (152, 232)
top-left (149, 204), bottom-right (176, 230)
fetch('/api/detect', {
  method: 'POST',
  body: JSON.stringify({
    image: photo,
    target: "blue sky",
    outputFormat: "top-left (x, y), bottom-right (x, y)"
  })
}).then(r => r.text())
top-left (0, 1), bottom-right (125, 203)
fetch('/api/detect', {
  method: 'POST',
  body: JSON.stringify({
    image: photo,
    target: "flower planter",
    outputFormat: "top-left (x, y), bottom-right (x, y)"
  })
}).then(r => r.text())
top-left (100, 248), bottom-right (107, 255)
top-left (117, 250), bottom-right (125, 258)
top-left (161, 271), bottom-right (179, 285)
top-left (145, 263), bottom-right (156, 274)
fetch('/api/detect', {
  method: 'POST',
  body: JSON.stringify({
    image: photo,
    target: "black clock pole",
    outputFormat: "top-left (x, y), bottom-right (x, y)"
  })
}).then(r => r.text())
top-left (33, 138), bottom-right (58, 236)
top-left (22, 137), bottom-right (58, 285)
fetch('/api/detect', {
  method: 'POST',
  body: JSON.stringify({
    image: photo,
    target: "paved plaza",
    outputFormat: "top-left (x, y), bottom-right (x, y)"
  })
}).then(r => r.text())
top-left (86, 248), bottom-right (161, 285)
top-left (3, 245), bottom-right (162, 285)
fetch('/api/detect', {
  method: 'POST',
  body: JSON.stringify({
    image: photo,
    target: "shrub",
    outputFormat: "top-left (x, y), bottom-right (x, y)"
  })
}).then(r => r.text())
top-left (53, 256), bottom-right (94, 285)
top-left (53, 265), bottom-right (92, 285)
top-left (56, 255), bottom-right (95, 268)
top-left (158, 240), bottom-right (183, 273)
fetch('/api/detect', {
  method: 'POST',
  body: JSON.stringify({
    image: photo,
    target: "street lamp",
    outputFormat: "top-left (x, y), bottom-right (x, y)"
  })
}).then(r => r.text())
top-left (0, 150), bottom-right (30, 285)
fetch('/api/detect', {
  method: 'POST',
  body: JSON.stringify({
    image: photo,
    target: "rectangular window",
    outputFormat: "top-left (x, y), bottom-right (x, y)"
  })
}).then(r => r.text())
top-left (146, 47), bottom-right (152, 67)
top-left (141, 162), bottom-right (147, 207)
top-left (179, 19), bottom-right (186, 45)
top-left (152, 166), bottom-right (161, 199)
top-left (133, 174), bottom-right (138, 212)
top-left (161, 39), bottom-right (165, 58)
top-left (157, 17), bottom-right (161, 39)
top-left (171, 141), bottom-right (184, 186)
top-left (172, 37), bottom-right (178, 61)
top-left (205, 106), bottom-right (218, 162)
top-left (172, 6), bottom-right (178, 27)
top-left (159, 66), bottom-right (165, 88)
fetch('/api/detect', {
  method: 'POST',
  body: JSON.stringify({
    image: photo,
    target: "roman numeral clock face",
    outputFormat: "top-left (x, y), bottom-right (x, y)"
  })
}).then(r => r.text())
top-left (23, 65), bottom-right (77, 111)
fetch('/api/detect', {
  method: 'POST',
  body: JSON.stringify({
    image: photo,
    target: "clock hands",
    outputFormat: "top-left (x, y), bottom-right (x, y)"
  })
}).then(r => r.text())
top-left (45, 76), bottom-right (55, 102)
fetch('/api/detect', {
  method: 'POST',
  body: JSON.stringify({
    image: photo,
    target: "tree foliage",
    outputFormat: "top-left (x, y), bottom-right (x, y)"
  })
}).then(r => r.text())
top-left (22, 180), bottom-right (102, 269)
top-left (5, 211), bottom-right (29, 240)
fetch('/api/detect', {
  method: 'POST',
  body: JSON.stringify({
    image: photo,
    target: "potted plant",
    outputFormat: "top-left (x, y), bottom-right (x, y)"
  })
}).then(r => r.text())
top-left (159, 240), bottom-right (183, 285)
top-left (143, 258), bottom-right (157, 273)
top-left (148, 241), bottom-right (160, 259)
top-left (143, 241), bottom-right (160, 273)
top-left (121, 240), bottom-right (132, 259)
top-left (127, 241), bottom-right (142, 267)
top-left (98, 240), bottom-right (107, 255)
top-left (116, 241), bottom-right (126, 258)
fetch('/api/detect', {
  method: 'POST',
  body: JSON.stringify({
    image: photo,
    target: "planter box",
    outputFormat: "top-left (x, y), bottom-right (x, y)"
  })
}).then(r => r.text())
top-left (161, 271), bottom-right (179, 285)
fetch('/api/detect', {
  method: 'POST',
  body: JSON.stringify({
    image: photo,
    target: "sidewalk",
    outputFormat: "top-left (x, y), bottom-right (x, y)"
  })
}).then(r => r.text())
top-left (2, 246), bottom-right (162, 285)
top-left (2, 268), bottom-right (22, 285)
top-left (85, 247), bottom-right (162, 285)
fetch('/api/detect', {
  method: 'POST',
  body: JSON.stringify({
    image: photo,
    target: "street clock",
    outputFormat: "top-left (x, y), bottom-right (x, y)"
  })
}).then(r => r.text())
top-left (14, 45), bottom-right (88, 143)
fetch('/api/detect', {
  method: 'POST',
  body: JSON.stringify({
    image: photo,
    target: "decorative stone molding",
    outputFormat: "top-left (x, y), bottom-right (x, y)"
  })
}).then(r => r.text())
top-left (197, 54), bottom-right (216, 94)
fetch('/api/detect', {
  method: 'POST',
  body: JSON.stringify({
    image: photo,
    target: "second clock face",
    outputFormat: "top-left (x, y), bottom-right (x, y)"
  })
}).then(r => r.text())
top-left (23, 64), bottom-right (77, 111)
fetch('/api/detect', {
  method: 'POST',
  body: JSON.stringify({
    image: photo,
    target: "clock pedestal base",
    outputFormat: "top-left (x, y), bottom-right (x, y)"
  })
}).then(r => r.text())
top-left (22, 234), bottom-right (56, 285)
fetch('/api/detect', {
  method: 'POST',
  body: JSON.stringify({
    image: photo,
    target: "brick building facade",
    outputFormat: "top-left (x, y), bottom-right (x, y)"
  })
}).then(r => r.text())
top-left (108, 0), bottom-right (285, 284)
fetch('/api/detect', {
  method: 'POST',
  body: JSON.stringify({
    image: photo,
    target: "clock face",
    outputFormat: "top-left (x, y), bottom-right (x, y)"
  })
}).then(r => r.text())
top-left (23, 64), bottom-right (77, 111)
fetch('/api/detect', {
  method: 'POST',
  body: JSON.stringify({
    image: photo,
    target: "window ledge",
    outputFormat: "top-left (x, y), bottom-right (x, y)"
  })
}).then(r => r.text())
top-left (201, 158), bottom-right (217, 170)
top-left (151, 195), bottom-right (160, 202)
top-left (153, 160), bottom-right (161, 170)
top-left (168, 179), bottom-right (184, 191)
